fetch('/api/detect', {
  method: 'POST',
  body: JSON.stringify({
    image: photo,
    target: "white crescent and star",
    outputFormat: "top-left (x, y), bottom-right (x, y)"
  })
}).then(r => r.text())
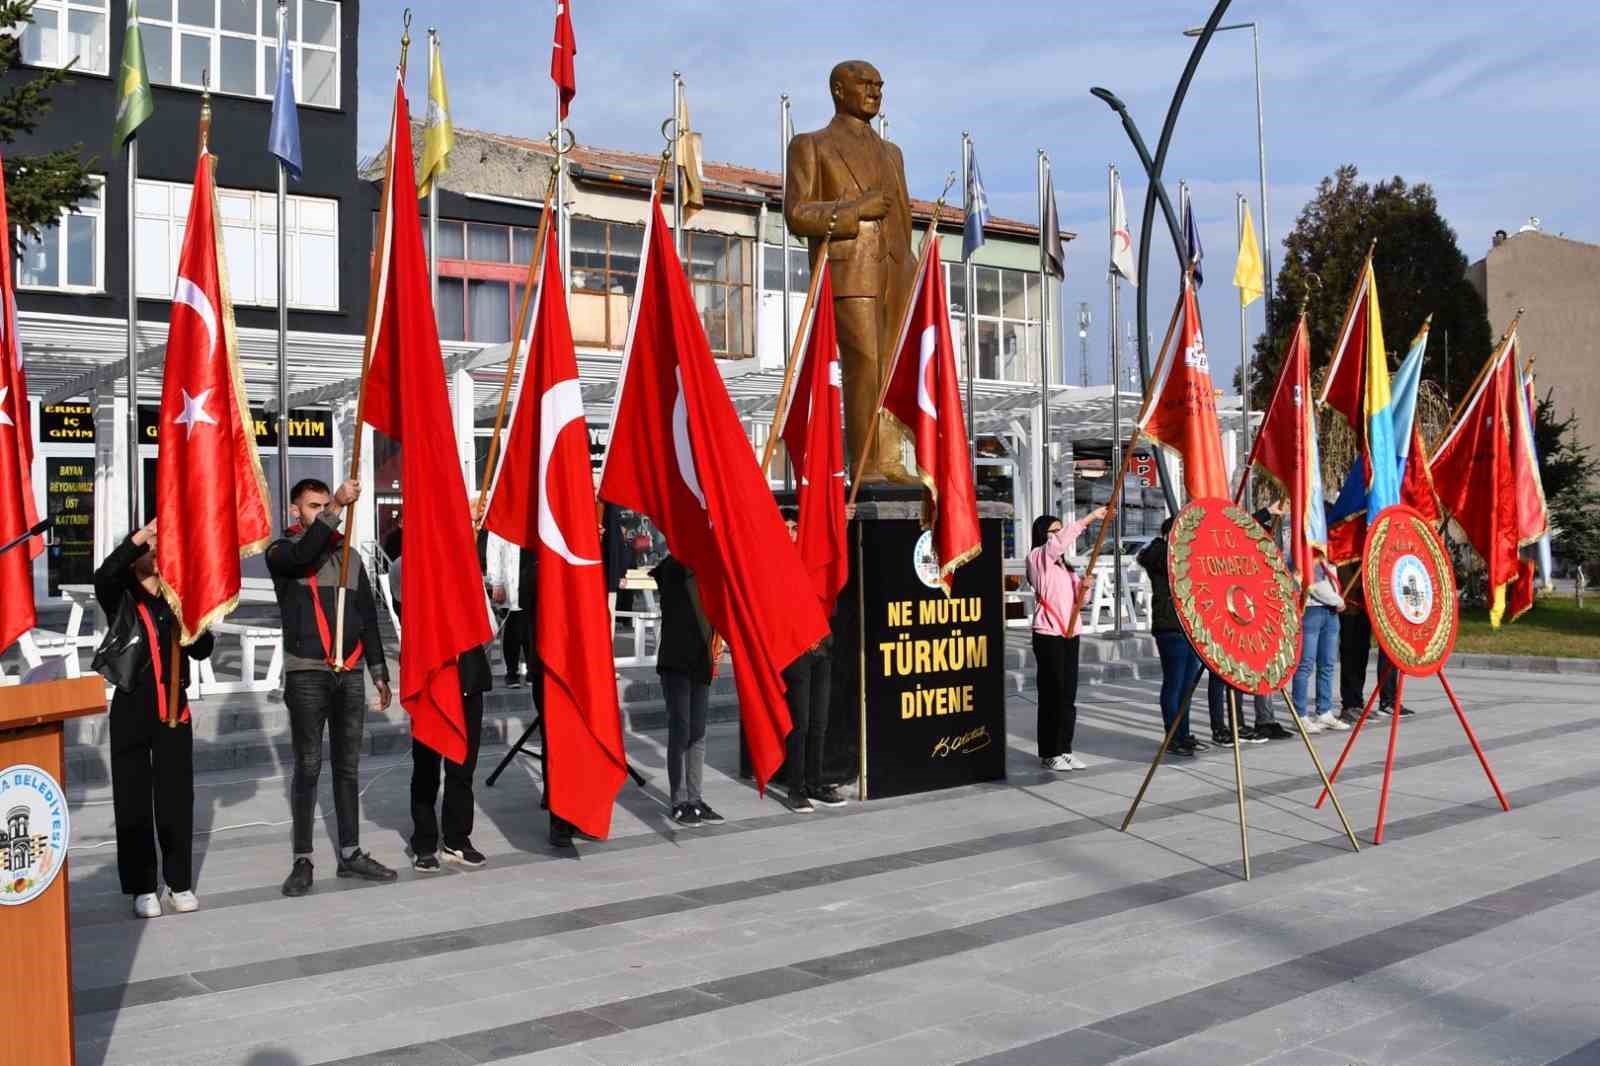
top-left (536, 377), bottom-right (599, 567)
top-left (0, 386), bottom-right (12, 427)
top-left (671, 367), bottom-right (707, 511)
top-left (173, 276), bottom-right (219, 361)
top-left (174, 387), bottom-right (217, 439)
top-left (915, 325), bottom-right (938, 421)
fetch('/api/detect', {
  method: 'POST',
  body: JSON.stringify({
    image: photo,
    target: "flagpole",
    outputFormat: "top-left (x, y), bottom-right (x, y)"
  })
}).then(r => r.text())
top-left (557, 56), bottom-right (570, 295)
top-left (428, 30), bottom-right (439, 311)
top-left (671, 71), bottom-right (684, 259)
top-left (125, 134), bottom-right (140, 530)
top-left (760, 233), bottom-right (833, 478)
top-left (475, 164), bottom-right (561, 518)
top-left (1036, 150), bottom-right (1050, 519)
top-left (779, 94), bottom-right (792, 355)
top-left (274, 1), bottom-right (291, 533)
top-left (1108, 163), bottom-right (1124, 634)
top-left (1237, 193), bottom-right (1252, 508)
top-left (961, 132), bottom-right (976, 463)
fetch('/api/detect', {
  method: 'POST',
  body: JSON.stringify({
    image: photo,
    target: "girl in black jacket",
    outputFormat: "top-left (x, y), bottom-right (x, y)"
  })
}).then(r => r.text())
top-left (651, 554), bottom-right (723, 827)
top-left (93, 519), bottom-right (213, 919)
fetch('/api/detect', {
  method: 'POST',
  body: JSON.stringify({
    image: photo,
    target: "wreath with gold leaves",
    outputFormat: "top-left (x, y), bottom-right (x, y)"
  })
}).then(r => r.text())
top-left (1363, 509), bottom-right (1457, 675)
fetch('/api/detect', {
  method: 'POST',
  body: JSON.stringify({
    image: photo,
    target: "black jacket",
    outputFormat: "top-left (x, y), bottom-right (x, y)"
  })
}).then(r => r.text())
top-left (651, 556), bottom-right (714, 684)
top-left (92, 536), bottom-right (214, 709)
top-left (265, 512), bottom-right (389, 680)
top-left (600, 503), bottom-right (629, 593)
top-left (1137, 536), bottom-right (1182, 635)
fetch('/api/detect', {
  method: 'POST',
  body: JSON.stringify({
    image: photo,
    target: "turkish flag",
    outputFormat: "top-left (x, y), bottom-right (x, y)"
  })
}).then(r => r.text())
top-left (550, 1), bottom-right (576, 120)
top-left (0, 150), bottom-right (40, 569)
top-left (600, 191), bottom-right (829, 792)
top-left (0, 295), bottom-right (32, 655)
top-left (779, 262), bottom-right (848, 617)
top-left (1141, 276), bottom-right (1229, 500)
top-left (484, 223), bottom-right (625, 837)
top-left (362, 76), bottom-right (493, 761)
top-left (155, 149), bottom-right (272, 645)
top-left (880, 237), bottom-right (982, 591)
top-left (1400, 422), bottom-right (1440, 526)
top-left (1431, 330), bottom-right (1548, 625)
top-left (1246, 316), bottom-right (1322, 589)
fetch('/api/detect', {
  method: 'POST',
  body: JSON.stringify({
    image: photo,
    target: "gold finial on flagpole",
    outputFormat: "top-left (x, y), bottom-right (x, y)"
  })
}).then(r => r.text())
top-left (399, 9), bottom-right (413, 77)
top-left (198, 68), bottom-right (212, 154)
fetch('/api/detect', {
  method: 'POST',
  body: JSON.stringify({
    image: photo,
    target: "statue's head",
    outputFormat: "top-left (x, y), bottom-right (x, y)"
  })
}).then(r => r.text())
top-left (830, 60), bottom-right (883, 121)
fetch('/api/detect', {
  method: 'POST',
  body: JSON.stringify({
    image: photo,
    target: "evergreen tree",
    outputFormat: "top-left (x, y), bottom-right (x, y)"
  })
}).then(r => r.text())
top-left (1251, 165), bottom-right (1493, 408)
top-left (1534, 391), bottom-right (1600, 576)
top-left (0, 0), bottom-right (96, 242)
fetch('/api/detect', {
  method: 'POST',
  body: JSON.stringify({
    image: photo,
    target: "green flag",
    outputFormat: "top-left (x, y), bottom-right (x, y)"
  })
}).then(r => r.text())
top-left (113, 0), bottom-right (154, 147)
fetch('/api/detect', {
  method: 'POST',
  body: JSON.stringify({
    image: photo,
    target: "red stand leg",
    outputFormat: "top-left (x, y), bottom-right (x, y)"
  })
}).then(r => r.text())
top-left (1373, 674), bottom-right (1407, 844)
top-left (1438, 669), bottom-right (1511, 812)
top-left (1315, 680), bottom-right (1383, 810)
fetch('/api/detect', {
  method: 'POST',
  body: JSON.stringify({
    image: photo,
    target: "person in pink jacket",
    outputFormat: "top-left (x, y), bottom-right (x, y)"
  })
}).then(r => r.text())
top-left (1026, 507), bottom-right (1108, 771)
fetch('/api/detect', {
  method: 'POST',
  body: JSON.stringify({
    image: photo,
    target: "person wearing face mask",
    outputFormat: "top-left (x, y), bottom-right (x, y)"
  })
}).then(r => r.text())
top-left (1025, 506), bottom-right (1108, 772)
top-left (93, 518), bottom-right (214, 919)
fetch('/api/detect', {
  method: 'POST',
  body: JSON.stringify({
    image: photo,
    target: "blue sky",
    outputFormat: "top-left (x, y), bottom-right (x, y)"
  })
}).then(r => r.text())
top-left (357, 0), bottom-right (1600, 394)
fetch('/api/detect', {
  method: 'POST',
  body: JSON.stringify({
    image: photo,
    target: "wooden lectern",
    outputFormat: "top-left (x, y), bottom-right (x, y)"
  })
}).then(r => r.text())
top-left (1, 675), bottom-right (105, 1066)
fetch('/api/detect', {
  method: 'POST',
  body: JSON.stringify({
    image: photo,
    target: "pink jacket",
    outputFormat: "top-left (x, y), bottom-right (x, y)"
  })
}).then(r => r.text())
top-left (1026, 514), bottom-right (1094, 637)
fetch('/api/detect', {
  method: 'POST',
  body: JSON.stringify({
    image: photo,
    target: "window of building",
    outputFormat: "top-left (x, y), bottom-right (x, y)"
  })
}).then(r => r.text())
top-left (943, 262), bottom-right (1042, 384)
top-left (16, 178), bottom-right (105, 292)
top-left (686, 231), bottom-right (752, 358)
top-left (19, 0), bottom-right (110, 74)
top-left (760, 243), bottom-right (811, 293)
top-left (568, 218), bottom-right (642, 350)
top-left (133, 178), bottom-right (338, 310)
top-left (424, 217), bottom-right (540, 343)
top-left (137, 0), bottom-right (340, 107)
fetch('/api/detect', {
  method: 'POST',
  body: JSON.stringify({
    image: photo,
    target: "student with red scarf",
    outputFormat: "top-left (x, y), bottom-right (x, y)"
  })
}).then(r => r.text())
top-left (1025, 506), bottom-right (1107, 771)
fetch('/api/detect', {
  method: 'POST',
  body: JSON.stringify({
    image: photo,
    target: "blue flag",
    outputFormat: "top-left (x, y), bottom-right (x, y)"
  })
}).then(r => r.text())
top-left (1183, 196), bottom-right (1204, 287)
top-left (963, 153), bottom-right (990, 261)
top-left (268, 42), bottom-right (302, 180)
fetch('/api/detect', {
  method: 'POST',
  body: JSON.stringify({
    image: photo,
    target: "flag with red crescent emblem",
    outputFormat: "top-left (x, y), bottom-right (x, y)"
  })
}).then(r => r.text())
top-left (484, 223), bottom-right (626, 837)
top-left (361, 75), bottom-right (493, 761)
top-left (155, 147), bottom-right (271, 644)
top-left (779, 261), bottom-right (848, 618)
top-left (1140, 276), bottom-right (1230, 500)
top-left (550, 1), bottom-right (576, 120)
top-left (0, 150), bottom-right (36, 654)
top-left (879, 236), bottom-right (982, 592)
top-left (599, 191), bottom-right (829, 792)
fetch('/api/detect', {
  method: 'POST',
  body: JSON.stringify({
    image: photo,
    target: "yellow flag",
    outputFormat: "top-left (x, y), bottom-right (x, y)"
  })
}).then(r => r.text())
top-left (417, 36), bottom-right (454, 198)
top-left (1233, 200), bottom-right (1264, 307)
top-left (675, 90), bottom-right (704, 221)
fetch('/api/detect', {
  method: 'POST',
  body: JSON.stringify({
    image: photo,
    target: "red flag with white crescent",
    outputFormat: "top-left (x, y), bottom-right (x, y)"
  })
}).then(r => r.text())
top-left (550, 1), bottom-right (576, 120)
top-left (0, 150), bottom-right (39, 653)
top-left (484, 223), bottom-right (626, 837)
top-left (599, 190), bottom-right (829, 792)
top-left (361, 75), bottom-right (494, 760)
top-left (779, 262), bottom-right (848, 618)
top-left (1140, 276), bottom-right (1230, 500)
top-left (879, 237), bottom-right (982, 591)
top-left (155, 148), bottom-right (272, 645)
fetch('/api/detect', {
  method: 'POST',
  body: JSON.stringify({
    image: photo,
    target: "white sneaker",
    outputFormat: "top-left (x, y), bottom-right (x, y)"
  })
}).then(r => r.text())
top-left (1318, 712), bottom-right (1351, 732)
top-left (1064, 753), bottom-right (1088, 770)
top-left (1300, 716), bottom-right (1325, 734)
top-left (165, 888), bottom-right (199, 913)
top-left (132, 893), bottom-right (162, 919)
top-left (1042, 754), bottom-right (1073, 772)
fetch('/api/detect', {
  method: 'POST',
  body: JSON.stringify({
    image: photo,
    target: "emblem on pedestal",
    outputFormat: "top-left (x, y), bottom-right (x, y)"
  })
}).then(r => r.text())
top-left (0, 764), bottom-right (70, 906)
top-left (1363, 504), bottom-right (1458, 677)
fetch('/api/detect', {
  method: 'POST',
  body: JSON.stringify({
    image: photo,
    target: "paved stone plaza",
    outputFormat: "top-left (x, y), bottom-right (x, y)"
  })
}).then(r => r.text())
top-left (66, 662), bottom-right (1600, 1066)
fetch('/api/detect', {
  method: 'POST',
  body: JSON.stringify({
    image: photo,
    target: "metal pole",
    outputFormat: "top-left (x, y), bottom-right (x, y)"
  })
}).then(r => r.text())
top-left (672, 72), bottom-right (684, 258)
top-left (427, 31), bottom-right (439, 309)
top-left (274, 1), bottom-right (290, 532)
top-left (125, 136), bottom-right (140, 531)
top-left (1237, 193), bottom-right (1252, 507)
top-left (558, 62), bottom-right (570, 295)
top-left (1037, 150), bottom-right (1050, 517)
top-left (1078, 303), bottom-right (1090, 390)
top-left (961, 133), bottom-right (976, 462)
top-left (779, 94), bottom-right (791, 355)
top-left (1251, 23), bottom-right (1272, 332)
top-left (1109, 163), bottom-right (1124, 634)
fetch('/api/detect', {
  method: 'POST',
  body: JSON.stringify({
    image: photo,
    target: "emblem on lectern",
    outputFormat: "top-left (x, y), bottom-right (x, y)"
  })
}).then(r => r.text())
top-left (0, 764), bottom-right (69, 906)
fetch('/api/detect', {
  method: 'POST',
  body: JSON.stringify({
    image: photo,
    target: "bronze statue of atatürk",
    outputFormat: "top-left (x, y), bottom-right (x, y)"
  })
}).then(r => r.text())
top-left (785, 60), bottom-right (917, 485)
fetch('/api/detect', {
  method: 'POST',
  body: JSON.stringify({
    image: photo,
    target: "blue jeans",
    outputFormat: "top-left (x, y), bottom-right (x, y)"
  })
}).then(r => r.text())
top-left (1154, 629), bottom-right (1203, 742)
top-left (1292, 606), bottom-right (1340, 717)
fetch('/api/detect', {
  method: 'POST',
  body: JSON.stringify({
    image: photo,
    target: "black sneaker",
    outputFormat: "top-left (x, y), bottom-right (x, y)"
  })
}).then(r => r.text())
top-left (694, 802), bottom-right (726, 825)
top-left (808, 784), bottom-right (849, 808)
top-left (1168, 741), bottom-right (1196, 758)
top-left (442, 842), bottom-right (487, 867)
top-left (281, 858), bottom-right (314, 897)
top-left (1256, 722), bottom-right (1294, 741)
top-left (671, 803), bottom-right (703, 828)
top-left (1236, 727), bottom-right (1269, 745)
top-left (507, 678), bottom-right (523, 689)
top-left (337, 849), bottom-right (398, 883)
top-left (1338, 708), bottom-right (1363, 725)
top-left (1398, 705), bottom-right (1415, 717)
top-left (1175, 735), bottom-right (1209, 753)
top-left (547, 818), bottom-right (575, 849)
top-left (1213, 728), bottom-right (1235, 746)
top-left (412, 853), bottom-right (442, 873)
top-left (784, 789), bottom-right (815, 814)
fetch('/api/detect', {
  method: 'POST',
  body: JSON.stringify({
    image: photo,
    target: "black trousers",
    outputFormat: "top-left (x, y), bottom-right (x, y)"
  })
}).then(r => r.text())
top-left (781, 649), bottom-right (832, 793)
top-left (284, 670), bottom-right (367, 857)
top-left (1032, 633), bottom-right (1081, 759)
top-left (1339, 610), bottom-right (1396, 711)
top-left (109, 688), bottom-right (194, 895)
top-left (409, 692), bottom-right (484, 855)
top-left (503, 610), bottom-right (535, 682)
